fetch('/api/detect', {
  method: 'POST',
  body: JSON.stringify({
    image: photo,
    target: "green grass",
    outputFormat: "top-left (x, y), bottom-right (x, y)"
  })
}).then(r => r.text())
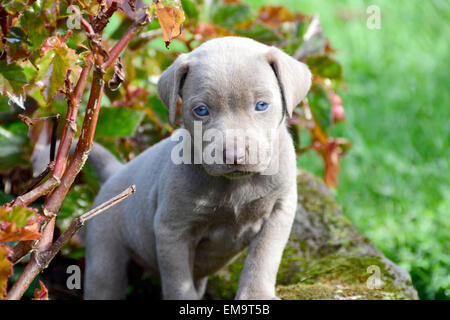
top-left (245, 0), bottom-right (450, 299)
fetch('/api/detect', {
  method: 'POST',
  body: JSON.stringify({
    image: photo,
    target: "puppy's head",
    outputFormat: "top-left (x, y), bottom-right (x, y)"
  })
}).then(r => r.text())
top-left (158, 37), bottom-right (311, 178)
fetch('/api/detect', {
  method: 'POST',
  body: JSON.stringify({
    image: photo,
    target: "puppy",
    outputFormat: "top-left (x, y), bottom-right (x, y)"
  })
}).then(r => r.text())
top-left (81, 36), bottom-right (311, 299)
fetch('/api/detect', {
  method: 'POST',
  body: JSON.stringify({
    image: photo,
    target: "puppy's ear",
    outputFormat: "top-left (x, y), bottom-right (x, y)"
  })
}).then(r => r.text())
top-left (157, 53), bottom-right (189, 126)
top-left (266, 47), bottom-right (312, 117)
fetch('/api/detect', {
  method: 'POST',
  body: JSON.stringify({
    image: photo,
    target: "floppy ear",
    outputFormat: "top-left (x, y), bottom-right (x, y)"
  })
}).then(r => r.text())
top-left (157, 53), bottom-right (189, 126)
top-left (266, 47), bottom-right (312, 117)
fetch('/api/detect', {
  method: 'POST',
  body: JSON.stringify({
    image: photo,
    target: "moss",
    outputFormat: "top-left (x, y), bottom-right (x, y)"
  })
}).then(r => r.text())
top-left (208, 254), bottom-right (407, 300)
top-left (276, 243), bottom-right (303, 285)
top-left (277, 283), bottom-right (336, 300)
top-left (292, 255), bottom-right (395, 285)
top-left (277, 282), bottom-right (406, 300)
top-left (207, 252), bottom-right (246, 300)
top-left (276, 255), bottom-right (407, 300)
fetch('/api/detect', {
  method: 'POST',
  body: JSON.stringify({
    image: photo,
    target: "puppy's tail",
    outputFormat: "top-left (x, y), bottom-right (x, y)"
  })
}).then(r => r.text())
top-left (31, 139), bottom-right (123, 183)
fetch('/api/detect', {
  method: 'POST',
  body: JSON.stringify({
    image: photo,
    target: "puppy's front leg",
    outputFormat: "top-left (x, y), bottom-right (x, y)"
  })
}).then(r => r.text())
top-left (155, 222), bottom-right (199, 300)
top-left (235, 192), bottom-right (297, 300)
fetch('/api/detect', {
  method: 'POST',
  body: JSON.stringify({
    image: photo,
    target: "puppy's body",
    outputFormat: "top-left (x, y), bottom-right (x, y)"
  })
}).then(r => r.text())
top-left (83, 37), bottom-right (311, 299)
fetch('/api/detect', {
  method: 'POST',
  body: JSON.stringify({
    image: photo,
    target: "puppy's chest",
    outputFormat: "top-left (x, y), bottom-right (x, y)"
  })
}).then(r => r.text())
top-left (193, 195), bottom-right (276, 250)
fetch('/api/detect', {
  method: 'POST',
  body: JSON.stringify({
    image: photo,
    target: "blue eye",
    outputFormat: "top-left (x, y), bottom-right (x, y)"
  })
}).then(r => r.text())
top-left (255, 101), bottom-right (269, 112)
top-left (193, 105), bottom-right (209, 117)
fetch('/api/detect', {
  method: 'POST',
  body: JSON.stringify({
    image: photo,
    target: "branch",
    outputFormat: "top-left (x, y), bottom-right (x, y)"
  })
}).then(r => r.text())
top-left (43, 10), bottom-right (151, 218)
top-left (42, 62), bottom-right (105, 218)
top-left (51, 55), bottom-right (93, 182)
top-left (8, 59), bottom-right (93, 210)
top-left (9, 56), bottom-right (93, 261)
top-left (22, 161), bottom-right (55, 194)
top-left (8, 8), bottom-right (152, 297)
top-left (13, 176), bottom-right (60, 207)
top-left (103, 10), bottom-right (151, 70)
top-left (6, 185), bottom-right (136, 300)
top-left (92, 2), bottom-right (118, 33)
top-left (9, 240), bottom-right (35, 264)
top-left (46, 184), bottom-right (136, 259)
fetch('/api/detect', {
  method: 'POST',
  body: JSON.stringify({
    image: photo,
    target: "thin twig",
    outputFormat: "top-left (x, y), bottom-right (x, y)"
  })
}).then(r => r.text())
top-left (10, 241), bottom-right (35, 264)
top-left (46, 184), bottom-right (136, 259)
top-left (49, 114), bottom-right (60, 162)
top-left (6, 185), bottom-right (136, 300)
top-left (13, 176), bottom-right (60, 207)
top-left (22, 161), bottom-right (55, 194)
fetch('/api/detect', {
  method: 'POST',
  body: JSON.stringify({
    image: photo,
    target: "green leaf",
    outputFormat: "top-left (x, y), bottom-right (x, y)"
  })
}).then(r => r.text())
top-left (211, 4), bottom-right (252, 28)
top-left (4, 26), bottom-right (31, 63)
top-left (57, 185), bottom-right (95, 231)
top-left (308, 84), bottom-right (332, 130)
top-left (306, 56), bottom-right (343, 81)
top-left (95, 107), bottom-right (145, 138)
top-left (181, 0), bottom-right (199, 25)
top-left (4, 26), bottom-right (29, 45)
top-left (36, 47), bottom-right (70, 104)
top-left (2, 0), bottom-right (28, 14)
top-left (21, 10), bottom-right (48, 50)
top-left (0, 60), bottom-right (28, 93)
top-left (148, 94), bottom-right (169, 123)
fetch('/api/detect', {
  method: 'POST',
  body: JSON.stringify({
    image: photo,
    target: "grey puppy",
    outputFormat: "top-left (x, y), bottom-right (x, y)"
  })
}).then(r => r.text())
top-left (53, 37), bottom-right (311, 299)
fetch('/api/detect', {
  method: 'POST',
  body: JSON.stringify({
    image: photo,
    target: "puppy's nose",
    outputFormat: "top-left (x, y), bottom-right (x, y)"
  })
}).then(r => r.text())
top-left (223, 146), bottom-right (246, 165)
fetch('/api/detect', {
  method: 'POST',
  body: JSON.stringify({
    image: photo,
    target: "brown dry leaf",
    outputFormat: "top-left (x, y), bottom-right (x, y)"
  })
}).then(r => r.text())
top-left (258, 5), bottom-right (295, 27)
top-left (322, 139), bottom-right (343, 188)
top-left (0, 245), bottom-right (13, 299)
top-left (108, 57), bottom-right (125, 91)
top-left (193, 23), bottom-right (233, 43)
top-left (76, 0), bottom-right (100, 16)
top-left (155, 1), bottom-right (185, 49)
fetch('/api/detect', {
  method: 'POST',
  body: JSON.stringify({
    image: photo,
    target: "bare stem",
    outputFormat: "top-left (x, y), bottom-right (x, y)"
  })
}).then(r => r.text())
top-left (6, 185), bottom-right (136, 300)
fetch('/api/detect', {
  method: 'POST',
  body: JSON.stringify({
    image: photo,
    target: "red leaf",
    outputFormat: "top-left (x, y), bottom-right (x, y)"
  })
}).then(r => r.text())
top-left (0, 221), bottom-right (42, 242)
top-left (0, 205), bottom-right (43, 242)
top-left (33, 281), bottom-right (49, 300)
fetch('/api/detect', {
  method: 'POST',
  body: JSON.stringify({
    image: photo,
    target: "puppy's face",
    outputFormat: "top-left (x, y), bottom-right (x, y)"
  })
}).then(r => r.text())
top-left (181, 57), bottom-right (283, 177)
top-left (158, 37), bottom-right (312, 178)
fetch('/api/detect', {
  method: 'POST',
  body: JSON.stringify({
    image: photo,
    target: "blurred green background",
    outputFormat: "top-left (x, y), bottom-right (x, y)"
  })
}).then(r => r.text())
top-left (245, 0), bottom-right (449, 299)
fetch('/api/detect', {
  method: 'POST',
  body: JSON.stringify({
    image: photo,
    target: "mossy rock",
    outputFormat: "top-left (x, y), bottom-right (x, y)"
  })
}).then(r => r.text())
top-left (206, 170), bottom-right (418, 300)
